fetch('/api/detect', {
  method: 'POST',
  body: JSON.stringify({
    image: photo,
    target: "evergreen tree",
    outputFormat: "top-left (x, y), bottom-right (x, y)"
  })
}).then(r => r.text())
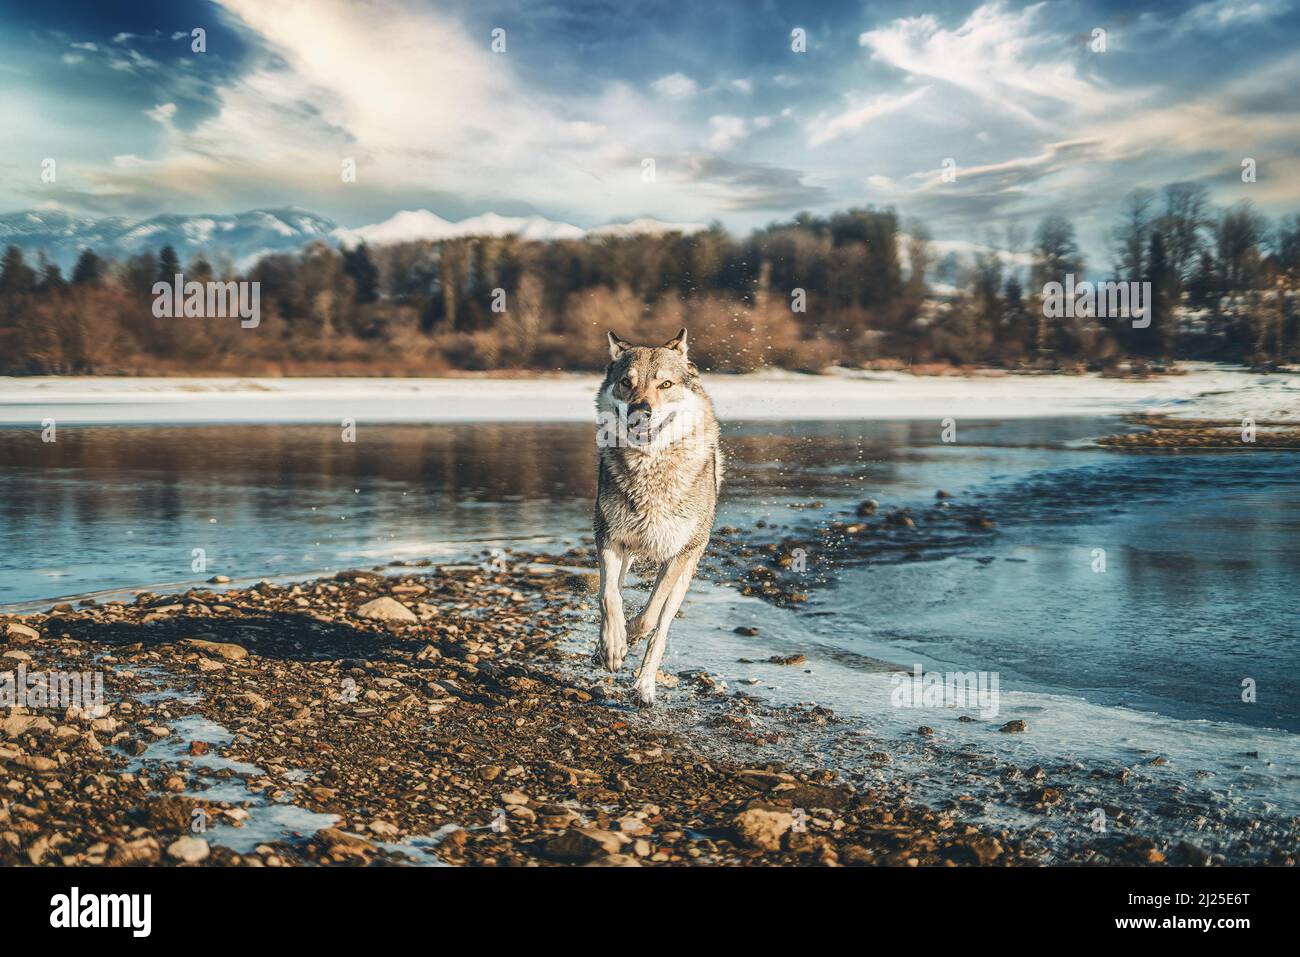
top-left (158, 245), bottom-right (182, 283)
top-left (0, 246), bottom-right (37, 296)
top-left (71, 248), bottom-right (103, 285)
top-left (38, 256), bottom-right (67, 293)
top-left (343, 243), bottom-right (379, 303)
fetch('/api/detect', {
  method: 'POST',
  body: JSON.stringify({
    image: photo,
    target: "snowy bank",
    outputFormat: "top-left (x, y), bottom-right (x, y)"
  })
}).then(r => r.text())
top-left (0, 363), bottom-right (1294, 426)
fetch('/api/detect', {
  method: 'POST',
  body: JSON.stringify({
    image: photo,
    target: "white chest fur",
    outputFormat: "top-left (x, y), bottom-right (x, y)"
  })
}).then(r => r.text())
top-left (601, 441), bottom-right (711, 561)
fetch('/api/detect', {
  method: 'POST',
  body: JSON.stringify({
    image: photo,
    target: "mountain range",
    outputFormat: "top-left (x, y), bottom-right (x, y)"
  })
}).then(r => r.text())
top-left (0, 205), bottom-right (708, 272)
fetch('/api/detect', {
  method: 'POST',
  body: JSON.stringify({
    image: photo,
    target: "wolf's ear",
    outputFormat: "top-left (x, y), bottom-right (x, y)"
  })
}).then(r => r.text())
top-left (607, 330), bottom-right (632, 360)
top-left (663, 327), bottom-right (688, 356)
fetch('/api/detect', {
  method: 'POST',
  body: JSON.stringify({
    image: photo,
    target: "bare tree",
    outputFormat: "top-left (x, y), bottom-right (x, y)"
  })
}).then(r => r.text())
top-left (1111, 188), bottom-right (1155, 280)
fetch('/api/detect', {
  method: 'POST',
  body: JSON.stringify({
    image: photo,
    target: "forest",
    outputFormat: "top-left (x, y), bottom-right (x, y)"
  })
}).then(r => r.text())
top-left (1, 181), bottom-right (1296, 376)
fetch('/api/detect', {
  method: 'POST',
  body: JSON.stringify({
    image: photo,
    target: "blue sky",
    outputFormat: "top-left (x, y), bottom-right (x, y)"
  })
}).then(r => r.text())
top-left (2, 0), bottom-right (1298, 265)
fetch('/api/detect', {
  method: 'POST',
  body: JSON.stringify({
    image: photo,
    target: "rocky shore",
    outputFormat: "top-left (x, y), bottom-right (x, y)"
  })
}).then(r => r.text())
top-left (0, 561), bottom-right (1043, 868)
top-left (2, 558), bottom-right (1292, 867)
top-left (1098, 414), bottom-right (1300, 450)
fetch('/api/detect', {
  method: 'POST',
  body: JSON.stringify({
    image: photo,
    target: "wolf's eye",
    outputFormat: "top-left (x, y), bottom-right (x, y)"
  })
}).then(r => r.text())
top-left (658, 380), bottom-right (673, 389)
top-left (620, 376), bottom-right (632, 388)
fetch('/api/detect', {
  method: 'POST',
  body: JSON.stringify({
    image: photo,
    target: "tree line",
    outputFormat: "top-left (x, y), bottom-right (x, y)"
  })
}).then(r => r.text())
top-left (1, 182), bottom-right (1296, 375)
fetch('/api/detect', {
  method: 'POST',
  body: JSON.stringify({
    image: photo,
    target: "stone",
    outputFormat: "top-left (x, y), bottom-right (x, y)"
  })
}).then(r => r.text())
top-left (3, 623), bottom-right (39, 641)
top-left (583, 853), bottom-right (642, 867)
top-left (733, 807), bottom-right (794, 851)
top-left (355, 597), bottom-right (418, 623)
top-left (181, 638), bottom-right (248, 660)
top-left (109, 837), bottom-right (161, 866)
top-left (953, 835), bottom-right (1003, 865)
top-left (840, 845), bottom-right (874, 866)
top-left (15, 755), bottom-right (58, 772)
top-left (1000, 720), bottom-right (1027, 733)
top-left (768, 654), bottom-right (806, 666)
top-left (316, 827), bottom-right (377, 856)
top-left (166, 836), bottom-right (210, 863)
top-left (1174, 841), bottom-right (1210, 866)
top-left (540, 828), bottom-right (629, 862)
top-left (782, 783), bottom-right (854, 812)
top-left (2, 713), bottom-right (54, 739)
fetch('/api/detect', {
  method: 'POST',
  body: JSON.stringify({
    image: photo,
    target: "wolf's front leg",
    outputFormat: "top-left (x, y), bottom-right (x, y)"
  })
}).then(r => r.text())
top-left (632, 548), bottom-right (701, 707)
top-left (595, 544), bottom-right (628, 672)
top-left (627, 561), bottom-right (667, 648)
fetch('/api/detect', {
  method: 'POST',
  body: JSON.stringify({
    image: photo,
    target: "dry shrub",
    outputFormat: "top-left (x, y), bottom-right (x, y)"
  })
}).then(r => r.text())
top-left (680, 296), bottom-right (837, 373)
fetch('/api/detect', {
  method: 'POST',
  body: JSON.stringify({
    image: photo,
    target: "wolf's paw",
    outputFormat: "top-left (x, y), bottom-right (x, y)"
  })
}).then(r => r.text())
top-left (595, 636), bottom-right (627, 673)
top-left (630, 677), bottom-right (656, 708)
top-left (626, 619), bottom-right (653, 648)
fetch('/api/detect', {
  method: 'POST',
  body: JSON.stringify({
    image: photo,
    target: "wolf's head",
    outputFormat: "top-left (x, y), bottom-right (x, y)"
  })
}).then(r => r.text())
top-left (598, 328), bottom-right (701, 447)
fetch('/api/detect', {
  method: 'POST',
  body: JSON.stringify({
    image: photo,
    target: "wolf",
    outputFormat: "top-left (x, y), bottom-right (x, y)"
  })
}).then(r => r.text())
top-left (593, 328), bottom-right (723, 707)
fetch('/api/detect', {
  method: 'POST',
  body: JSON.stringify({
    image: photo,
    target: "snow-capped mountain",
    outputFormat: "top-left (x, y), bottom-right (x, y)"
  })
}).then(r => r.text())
top-left (332, 210), bottom-right (705, 246)
top-left (0, 205), bottom-right (710, 270)
top-left (586, 217), bottom-right (708, 238)
top-left (0, 206), bottom-right (338, 270)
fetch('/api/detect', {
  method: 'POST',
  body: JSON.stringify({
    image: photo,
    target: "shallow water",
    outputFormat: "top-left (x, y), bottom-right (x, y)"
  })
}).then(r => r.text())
top-left (1, 417), bottom-right (1297, 824)
top-left (3, 420), bottom-right (1295, 721)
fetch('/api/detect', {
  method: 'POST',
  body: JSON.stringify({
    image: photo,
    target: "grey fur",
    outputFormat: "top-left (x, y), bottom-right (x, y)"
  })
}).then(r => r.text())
top-left (593, 328), bottom-right (722, 707)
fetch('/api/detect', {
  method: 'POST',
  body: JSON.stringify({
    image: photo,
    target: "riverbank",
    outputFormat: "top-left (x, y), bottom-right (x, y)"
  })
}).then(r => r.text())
top-left (2, 559), bottom-right (1226, 868)
top-left (3, 363), bottom-right (1295, 425)
top-left (1097, 414), bottom-right (1300, 449)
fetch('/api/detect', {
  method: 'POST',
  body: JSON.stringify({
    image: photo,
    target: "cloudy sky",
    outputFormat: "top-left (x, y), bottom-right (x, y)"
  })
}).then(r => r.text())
top-left (2, 0), bottom-right (1298, 263)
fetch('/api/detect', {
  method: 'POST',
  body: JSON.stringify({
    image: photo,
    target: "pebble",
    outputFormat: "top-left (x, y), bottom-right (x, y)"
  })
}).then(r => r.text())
top-left (733, 807), bottom-right (794, 851)
top-left (355, 597), bottom-right (418, 623)
top-left (166, 836), bottom-right (211, 864)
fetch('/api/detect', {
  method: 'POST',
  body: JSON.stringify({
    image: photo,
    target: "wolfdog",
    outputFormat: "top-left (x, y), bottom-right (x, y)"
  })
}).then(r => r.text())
top-left (593, 328), bottom-right (723, 707)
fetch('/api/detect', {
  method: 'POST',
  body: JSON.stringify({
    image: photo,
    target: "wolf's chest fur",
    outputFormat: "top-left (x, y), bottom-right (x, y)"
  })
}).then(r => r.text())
top-left (597, 439), bottom-right (718, 562)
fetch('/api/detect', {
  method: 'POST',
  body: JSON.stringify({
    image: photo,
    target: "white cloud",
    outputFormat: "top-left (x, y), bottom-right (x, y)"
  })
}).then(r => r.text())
top-left (567, 121), bottom-right (608, 144)
top-left (707, 115), bottom-right (748, 151)
top-left (114, 154), bottom-right (158, 168)
top-left (110, 49), bottom-right (159, 72)
top-left (98, 0), bottom-right (780, 224)
top-left (859, 2), bottom-right (1123, 129)
top-left (729, 78), bottom-right (753, 95)
top-left (146, 102), bottom-right (177, 124)
top-left (907, 138), bottom-right (1101, 190)
top-left (1185, 0), bottom-right (1288, 28)
top-left (807, 85), bottom-right (931, 146)
top-left (651, 72), bottom-right (698, 99)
